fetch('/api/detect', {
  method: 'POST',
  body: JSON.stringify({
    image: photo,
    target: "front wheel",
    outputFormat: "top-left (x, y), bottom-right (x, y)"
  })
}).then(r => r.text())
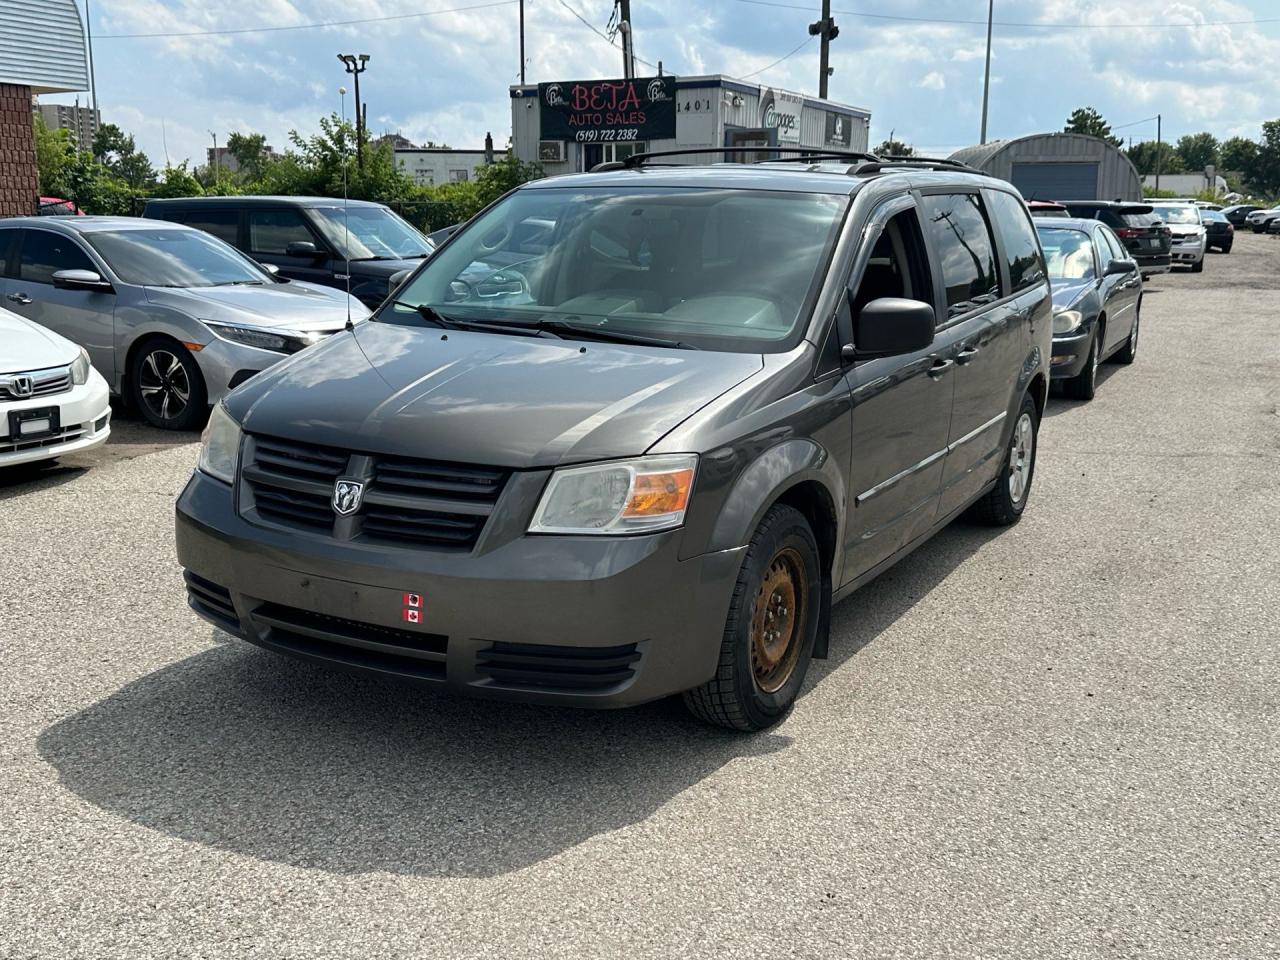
top-left (683, 504), bottom-right (821, 731)
top-left (1191, 257), bottom-right (1205, 273)
top-left (1063, 328), bottom-right (1100, 401)
top-left (130, 338), bottom-right (208, 431)
top-left (968, 393), bottom-right (1039, 527)
top-left (1114, 303), bottom-right (1140, 364)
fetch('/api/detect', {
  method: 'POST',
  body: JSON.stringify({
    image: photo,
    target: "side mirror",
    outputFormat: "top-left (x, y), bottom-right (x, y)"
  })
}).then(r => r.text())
top-left (284, 241), bottom-right (320, 258)
top-left (1104, 259), bottom-right (1136, 277)
top-left (51, 269), bottom-right (112, 292)
top-left (849, 296), bottom-right (935, 359)
top-left (260, 262), bottom-right (280, 276)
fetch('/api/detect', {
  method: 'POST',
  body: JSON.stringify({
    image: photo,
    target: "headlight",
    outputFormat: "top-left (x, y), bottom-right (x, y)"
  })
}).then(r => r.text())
top-left (70, 347), bottom-right (91, 385)
top-left (1053, 310), bottom-right (1084, 335)
top-left (197, 403), bottom-right (241, 484)
top-left (529, 454), bottom-right (698, 535)
top-left (204, 320), bottom-right (323, 355)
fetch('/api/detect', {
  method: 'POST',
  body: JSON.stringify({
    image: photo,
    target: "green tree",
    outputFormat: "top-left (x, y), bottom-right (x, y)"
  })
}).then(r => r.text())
top-left (150, 162), bottom-right (205, 199)
top-left (1175, 132), bottom-right (1219, 171)
top-left (1250, 119), bottom-right (1280, 196)
top-left (1126, 140), bottom-right (1184, 176)
top-left (33, 117), bottom-right (75, 197)
top-left (226, 131), bottom-right (269, 179)
top-left (1220, 136), bottom-right (1259, 176)
top-left (92, 122), bottom-right (155, 189)
top-left (473, 152), bottom-right (543, 209)
top-left (1064, 107), bottom-right (1122, 147)
top-left (873, 139), bottom-right (914, 157)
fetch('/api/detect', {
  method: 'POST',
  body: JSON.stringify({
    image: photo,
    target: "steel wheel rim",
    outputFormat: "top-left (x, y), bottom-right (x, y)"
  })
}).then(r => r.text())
top-left (1007, 412), bottom-right (1034, 505)
top-left (139, 349), bottom-right (191, 421)
top-left (750, 546), bottom-right (807, 694)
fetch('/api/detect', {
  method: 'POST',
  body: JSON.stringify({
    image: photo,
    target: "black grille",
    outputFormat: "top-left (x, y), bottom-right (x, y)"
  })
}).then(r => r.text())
top-left (184, 571), bottom-right (240, 632)
top-left (0, 425), bottom-right (82, 454)
top-left (251, 602), bottom-right (447, 680)
top-left (241, 433), bottom-right (509, 551)
top-left (476, 641), bottom-right (641, 692)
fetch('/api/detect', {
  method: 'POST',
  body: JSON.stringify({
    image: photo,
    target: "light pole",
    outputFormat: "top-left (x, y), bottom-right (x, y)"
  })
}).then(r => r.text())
top-left (979, 0), bottom-right (994, 144)
top-left (209, 130), bottom-right (218, 179)
top-left (808, 0), bottom-right (839, 100)
top-left (337, 54), bottom-right (369, 170)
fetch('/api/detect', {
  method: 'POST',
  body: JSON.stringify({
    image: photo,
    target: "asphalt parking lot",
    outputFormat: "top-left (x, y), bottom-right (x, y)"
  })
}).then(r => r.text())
top-left (2, 236), bottom-right (1277, 959)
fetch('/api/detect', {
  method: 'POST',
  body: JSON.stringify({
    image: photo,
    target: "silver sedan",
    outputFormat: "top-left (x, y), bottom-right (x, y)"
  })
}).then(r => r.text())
top-left (0, 217), bottom-right (370, 430)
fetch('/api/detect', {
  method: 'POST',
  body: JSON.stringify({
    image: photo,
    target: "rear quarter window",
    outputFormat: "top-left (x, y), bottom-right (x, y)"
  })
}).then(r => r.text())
top-left (986, 190), bottom-right (1047, 293)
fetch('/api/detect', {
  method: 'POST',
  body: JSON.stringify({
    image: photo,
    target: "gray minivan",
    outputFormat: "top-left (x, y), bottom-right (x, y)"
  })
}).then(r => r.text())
top-left (176, 151), bottom-right (1053, 730)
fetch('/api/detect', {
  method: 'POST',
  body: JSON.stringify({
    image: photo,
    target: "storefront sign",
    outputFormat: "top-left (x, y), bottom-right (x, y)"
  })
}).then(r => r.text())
top-left (760, 87), bottom-right (803, 143)
top-left (538, 76), bottom-right (677, 143)
top-left (825, 111), bottom-right (852, 147)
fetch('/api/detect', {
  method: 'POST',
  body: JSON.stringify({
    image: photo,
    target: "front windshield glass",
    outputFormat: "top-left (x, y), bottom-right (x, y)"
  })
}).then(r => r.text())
top-left (1150, 205), bottom-right (1200, 224)
top-left (383, 186), bottom-right (849, 352)
top-left (309, 205), bottom-right (434, 260)
top-left (1037, 227), bottom-right (1096, 281)
top-left (85, 229), bottom-right (271, 287)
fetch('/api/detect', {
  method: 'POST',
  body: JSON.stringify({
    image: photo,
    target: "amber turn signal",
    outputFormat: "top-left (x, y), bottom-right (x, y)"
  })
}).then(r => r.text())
top-left (623, 468), bottom-right (695, 518)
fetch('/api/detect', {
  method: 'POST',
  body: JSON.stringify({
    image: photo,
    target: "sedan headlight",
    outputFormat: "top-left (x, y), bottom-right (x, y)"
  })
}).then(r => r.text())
top-left (1053, 310), bottom-right (1084, 335)
top-left (529, 455), bottom-right (698, 535)
top-left (70, 347), bottom-right (91, 385)
top-left (197, 403), bottom-right (242, 484)
top-left (204, 320), bottom-right (325, 355)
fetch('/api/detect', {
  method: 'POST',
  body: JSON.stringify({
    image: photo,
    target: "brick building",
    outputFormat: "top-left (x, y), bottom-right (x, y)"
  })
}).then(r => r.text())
top-left (0, 0), bottom-right (90, 216)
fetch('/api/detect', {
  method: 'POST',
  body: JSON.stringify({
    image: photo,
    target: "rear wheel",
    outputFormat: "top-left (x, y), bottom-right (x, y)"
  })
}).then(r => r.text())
top-left (683, 504), bottom-right (820, 731)
top-left (1063, 327), bottom-right (1100, 401)
top-left (130, 338), bottom-right (208, 431)
top-left (969, 392), bottom-right (1039, 527)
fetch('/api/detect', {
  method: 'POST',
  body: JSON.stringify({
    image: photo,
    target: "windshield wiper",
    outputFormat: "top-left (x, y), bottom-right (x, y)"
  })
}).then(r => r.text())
top-left (534, 319), bottom-right (698, 350)
top-left (212, 279), bottom-right (265, 286)
top-left (387, 302), bottom-right (562, 339)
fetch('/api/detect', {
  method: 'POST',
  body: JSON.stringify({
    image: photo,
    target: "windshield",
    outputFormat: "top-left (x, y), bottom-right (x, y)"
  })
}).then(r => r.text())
top-left (382, 186), bottom-right (848, 352)
top-left (308, 205), bottom-right (434, 260)
top-left (1151, 205), bottom-right (1201, 224)
top-left (1037, 227), bottom-right (1096, 281)
top-left (85, 229), bottom-right (272, 287)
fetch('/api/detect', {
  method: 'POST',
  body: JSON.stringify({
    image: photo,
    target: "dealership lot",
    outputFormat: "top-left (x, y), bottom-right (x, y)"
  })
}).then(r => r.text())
top-left (2, 238), bottom-right (1277, 957)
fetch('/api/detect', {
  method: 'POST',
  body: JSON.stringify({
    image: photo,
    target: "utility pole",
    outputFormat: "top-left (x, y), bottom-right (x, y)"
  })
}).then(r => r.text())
top-left (337, 54), bottom-right (369, 169)
top-left (618, 0), bottom-right (634, 79)
top-left (1156, 113), bottom-right (1162, 192)
top-left (979, 0), bottom-right (994, 144)
top-left (808, 0), bottom-right (838, 99)
top-left (85, 0), bottom-right (99, 133)
top-left (519, 0), bottom-right (526, 85)
top-left (209, 131), bottom-right (218, 179)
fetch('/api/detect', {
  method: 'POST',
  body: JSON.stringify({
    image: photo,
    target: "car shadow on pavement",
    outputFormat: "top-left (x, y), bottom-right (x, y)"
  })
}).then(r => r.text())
top-left (1041, 367), bottom-right (1123, 419)
top-left (37, 522), bottom-right (1001, 880)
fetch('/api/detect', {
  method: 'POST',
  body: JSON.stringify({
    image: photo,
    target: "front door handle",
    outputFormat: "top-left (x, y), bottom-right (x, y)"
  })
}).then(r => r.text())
top-left (928, 358), bottom-right (954, 378)
top-left (6, 292), bottom-right (32, 305)
top-left (956, 346), bottom-right (980, 365)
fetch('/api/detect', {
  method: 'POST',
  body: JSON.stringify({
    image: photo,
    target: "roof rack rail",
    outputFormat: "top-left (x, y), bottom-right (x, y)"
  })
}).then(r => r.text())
top-left (850, 156), bottom-right (988, 176)
top-left (590, 146), bottom-right (885, 172)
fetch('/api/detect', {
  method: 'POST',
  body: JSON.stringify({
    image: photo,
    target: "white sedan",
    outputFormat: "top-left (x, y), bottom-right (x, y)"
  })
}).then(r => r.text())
top-left (1, 306), bottom-right (111, 468)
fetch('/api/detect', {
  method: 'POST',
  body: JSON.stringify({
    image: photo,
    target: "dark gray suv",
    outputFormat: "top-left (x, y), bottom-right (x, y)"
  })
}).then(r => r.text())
top-left (176, 151), bottom-right (1052, 730)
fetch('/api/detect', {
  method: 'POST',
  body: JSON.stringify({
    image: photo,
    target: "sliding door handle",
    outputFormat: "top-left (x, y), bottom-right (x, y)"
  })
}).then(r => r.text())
top-left (927, 358), bottom-right (954, 378)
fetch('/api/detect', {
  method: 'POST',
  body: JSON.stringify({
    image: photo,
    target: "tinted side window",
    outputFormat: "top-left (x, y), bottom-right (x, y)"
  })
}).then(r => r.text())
top-left (249, 209), bottom-right (315, 254)
top-left (987, 190), bottom-right (1046, 293)
top-left (177, 209), bottom-right (240, 246)
top-left (921, 193), bottom-right (1001, 318)
top-left (18, 230), bottom-right (96, 284)
top-left (0, 229), bottom-right (14, 276)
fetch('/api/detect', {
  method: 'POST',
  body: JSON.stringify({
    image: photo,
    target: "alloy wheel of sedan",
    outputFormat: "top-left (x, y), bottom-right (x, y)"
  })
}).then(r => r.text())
top-left (130, 339), bottom-right (208, 431)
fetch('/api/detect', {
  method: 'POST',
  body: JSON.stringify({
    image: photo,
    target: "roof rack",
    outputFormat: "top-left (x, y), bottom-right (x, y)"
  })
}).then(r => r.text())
top-left (590, 146), bottom-right (884, 172)
top-left (849, 155), bottom-right (988, 176)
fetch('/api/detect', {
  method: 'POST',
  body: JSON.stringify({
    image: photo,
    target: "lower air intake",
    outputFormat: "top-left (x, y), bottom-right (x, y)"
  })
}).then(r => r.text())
top-left (475, 641), bottom-right (641, 693)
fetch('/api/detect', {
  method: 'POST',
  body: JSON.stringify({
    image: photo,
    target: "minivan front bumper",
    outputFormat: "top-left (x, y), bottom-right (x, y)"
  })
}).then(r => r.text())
top-left (175, 469), bottom-right (745, 708)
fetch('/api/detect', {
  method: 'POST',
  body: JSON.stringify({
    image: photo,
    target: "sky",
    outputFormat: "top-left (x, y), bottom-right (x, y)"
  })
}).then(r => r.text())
top-left (44, 0), bottom-right (1280, 169)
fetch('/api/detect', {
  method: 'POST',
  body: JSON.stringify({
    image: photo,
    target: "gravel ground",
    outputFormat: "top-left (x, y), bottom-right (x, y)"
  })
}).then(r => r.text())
top-left (1, 237), bottom-right (1277, 959)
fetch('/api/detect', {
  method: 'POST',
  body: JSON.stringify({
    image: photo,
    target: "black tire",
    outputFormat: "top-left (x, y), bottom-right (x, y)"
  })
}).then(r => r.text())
top-left (1063, 327), bottom-right (1100, 401)
top-left (1222, 242), bottom-right (1232, 254)
top-left (1191, 257), bottom-right (1205, 273)
top-left (968, 392), bottom-right (1039, 527)
top-left (683, 504), bottom-right (821, 731)
top-left (1114, 300), bottom-right (1140, 365)
top-left (129, 338), bottom-right (208, 431)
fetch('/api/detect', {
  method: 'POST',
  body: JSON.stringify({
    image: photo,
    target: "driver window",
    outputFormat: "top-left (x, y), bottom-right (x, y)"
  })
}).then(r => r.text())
top-left (848, 208), bottom-right (933, 319)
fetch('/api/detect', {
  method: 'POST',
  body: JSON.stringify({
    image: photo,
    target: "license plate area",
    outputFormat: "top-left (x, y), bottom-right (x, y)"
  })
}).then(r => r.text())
top-left (7, 406), bottom-right (60, 440)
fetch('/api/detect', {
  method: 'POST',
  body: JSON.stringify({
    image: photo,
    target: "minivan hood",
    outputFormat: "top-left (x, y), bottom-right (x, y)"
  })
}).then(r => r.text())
top-left (0, 307), bottom-right (77, 370)
top-left (228, 321), bottom-right (763, 468)
top-left (144, 281), bottom-right (369, 331)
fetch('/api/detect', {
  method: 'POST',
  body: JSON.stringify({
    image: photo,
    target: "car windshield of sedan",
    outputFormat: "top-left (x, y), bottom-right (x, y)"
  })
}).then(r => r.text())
top-left (84, 229), bottom-right (274, 287)
top-left (1151, 205), bottom-right (1200, 224)
top-left (381, 186), bottom-right (849, 351)
top-left (308, 205), bottom-right (434, 261)
top-left (1037, 227), bottom-right (1096, 281)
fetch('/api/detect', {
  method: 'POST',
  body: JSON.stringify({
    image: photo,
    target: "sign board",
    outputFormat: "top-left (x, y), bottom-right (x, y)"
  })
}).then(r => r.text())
top-left (760, 87), bottom-right (803, 143)
top-left (825, 112), bottom-right (851, 147)
top-left (538, 76), bottom-right (677, 143)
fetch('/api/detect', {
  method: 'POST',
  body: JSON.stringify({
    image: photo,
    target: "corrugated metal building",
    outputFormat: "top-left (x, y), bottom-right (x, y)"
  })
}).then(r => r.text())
top-left (512, 75), bottom-right (870, 175)
top-left (950, 133), bottom-right (1142, 203)
top-left (0, 0), bottom-right (90, 216)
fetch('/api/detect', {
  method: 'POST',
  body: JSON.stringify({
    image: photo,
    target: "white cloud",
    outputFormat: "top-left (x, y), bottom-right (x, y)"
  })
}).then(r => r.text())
top-left (919, 71), bottom-right (946, 90)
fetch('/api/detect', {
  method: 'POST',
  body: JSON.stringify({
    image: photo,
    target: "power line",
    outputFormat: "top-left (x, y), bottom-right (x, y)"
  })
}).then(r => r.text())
top-left (96, 0), bottom-right (518, 39)
top-left (553, 0), bottom-right (657, 68)
top-left (1111, 115), bottom-right (1160, 131)
top-left (731, 0), bottom-right (1280, 30)
top-left (738, 35), bottom-right (815, 80)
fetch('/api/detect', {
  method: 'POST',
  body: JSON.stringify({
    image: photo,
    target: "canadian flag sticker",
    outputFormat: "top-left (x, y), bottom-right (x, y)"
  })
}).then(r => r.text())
top-left (403, 592), bottom-right (422, 608)
top-left (403, 608), bottom-right (422, 624)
